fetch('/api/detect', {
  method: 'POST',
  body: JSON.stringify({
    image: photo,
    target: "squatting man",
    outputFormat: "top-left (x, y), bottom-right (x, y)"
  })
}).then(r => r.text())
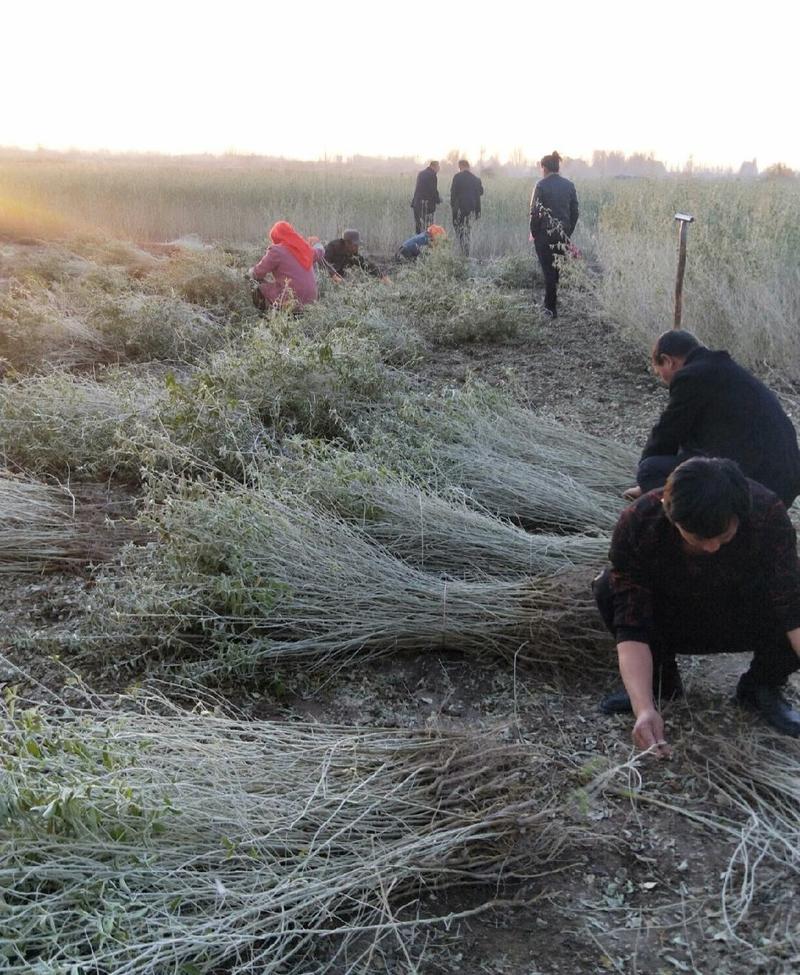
top-left (595, 457), bottom-right (800, 757)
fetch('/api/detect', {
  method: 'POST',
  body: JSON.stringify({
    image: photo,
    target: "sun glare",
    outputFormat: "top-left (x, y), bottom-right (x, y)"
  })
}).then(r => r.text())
top-left (2, 0), bottom-right (799, 169)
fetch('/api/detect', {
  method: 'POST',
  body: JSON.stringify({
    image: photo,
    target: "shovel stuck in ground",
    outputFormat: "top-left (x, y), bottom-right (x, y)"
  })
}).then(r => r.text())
top-left (673, 212), bottom-right (695, 328)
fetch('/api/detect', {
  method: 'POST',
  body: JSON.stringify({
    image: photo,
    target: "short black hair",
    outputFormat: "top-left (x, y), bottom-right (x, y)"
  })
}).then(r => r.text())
top-left (540, 151), bottom-right (562, 172)
top-left (663, 457), bottom-right (751, 538)
top-left (652, 330), bottom-right (702, 362)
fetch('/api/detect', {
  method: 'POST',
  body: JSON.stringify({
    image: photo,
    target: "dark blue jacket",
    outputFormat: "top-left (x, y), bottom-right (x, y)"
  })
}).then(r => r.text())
top-left (529, 173), bottom-right (579, 240)
top-left (398, 231), bottom-right (431, 259)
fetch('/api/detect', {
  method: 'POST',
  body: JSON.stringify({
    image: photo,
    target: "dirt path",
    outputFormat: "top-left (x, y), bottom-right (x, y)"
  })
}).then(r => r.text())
top-left (416, 310), bottom-right (665, 446)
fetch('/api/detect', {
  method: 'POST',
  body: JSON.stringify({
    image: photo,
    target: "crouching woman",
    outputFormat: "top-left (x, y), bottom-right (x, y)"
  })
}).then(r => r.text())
top-left (250, 221), bottom-right (324, 311)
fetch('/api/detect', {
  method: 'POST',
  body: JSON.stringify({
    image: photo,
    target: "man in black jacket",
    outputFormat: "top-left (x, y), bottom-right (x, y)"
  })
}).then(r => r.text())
top-left (324, 230), bottom-right (384, 279)
top-left (450, 160), bottom-right (484, 256)
top-left (411, 161), bottom-right (442, 234)
top-left (625, 330), bottom-right (800, 508)
top-left (529, 151), bottom-right (579, 317)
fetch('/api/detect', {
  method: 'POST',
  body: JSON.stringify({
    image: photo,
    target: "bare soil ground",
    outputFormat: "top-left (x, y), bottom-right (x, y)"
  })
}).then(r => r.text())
top-left (2, 283), bottom-right (799, 974)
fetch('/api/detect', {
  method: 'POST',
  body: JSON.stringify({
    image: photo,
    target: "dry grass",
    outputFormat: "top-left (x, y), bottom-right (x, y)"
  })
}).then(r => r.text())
top-left (591, 179), bottom-right (800, 372)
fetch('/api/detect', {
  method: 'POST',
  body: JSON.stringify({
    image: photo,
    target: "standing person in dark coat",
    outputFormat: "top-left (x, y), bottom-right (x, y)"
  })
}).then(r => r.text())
top-left (594, 457), bottom-right (800, 751)
top-left (529, 150), bottom-right (579, 318)
top-left (450, 160), bottom-right (484, 256)
top-left (411, 161), bottom-right (442, 234)
top-left (624, 330), bottom-right (800, 508)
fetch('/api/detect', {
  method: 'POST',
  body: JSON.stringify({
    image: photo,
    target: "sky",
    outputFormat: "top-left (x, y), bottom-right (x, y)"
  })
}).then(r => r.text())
top-left (3, 0), bottom-right (799, 170)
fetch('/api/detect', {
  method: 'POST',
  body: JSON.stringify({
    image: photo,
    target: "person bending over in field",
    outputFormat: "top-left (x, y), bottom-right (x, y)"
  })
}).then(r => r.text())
top-left (397, 224), bottom-right (446, 261)
top-left (248, 221), bottom-right (325, 311)
top-left (624, 330), bottom-right (800, 508)
top-left (595, 457), bottom-right (800, 755)
top-left (324, 229), bottom-right (388, 281)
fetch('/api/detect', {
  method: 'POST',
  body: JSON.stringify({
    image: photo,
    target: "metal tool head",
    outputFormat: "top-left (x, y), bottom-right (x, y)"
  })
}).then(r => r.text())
top-left (674, 213), bottom-right (695, 223)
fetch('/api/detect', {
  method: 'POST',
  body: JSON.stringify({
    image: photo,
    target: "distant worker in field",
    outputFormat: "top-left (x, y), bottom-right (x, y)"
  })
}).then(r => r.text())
top-left (625, 330), bottom-right (800, 508)
top-left (411, 161), bottom-right (442, 234)
top-left (397, 224), bottom-right (446, 261)
top-left (529, 150), bottom-right (579, 318)
top-left (595, 457), bottom-right (800, 753)
top-left (450, 160), bottom-right (484, 256)
top-left (324, 229), bottom-right (387, 281)
top-left (249, 221), bottom-right (325, 311)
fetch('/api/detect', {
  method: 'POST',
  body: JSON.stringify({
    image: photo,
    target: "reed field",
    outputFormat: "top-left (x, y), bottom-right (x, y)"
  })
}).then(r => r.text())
top-left (1, 155), bottom-right (800, 973)
top-left (3, 154), bottom-right (800, 369)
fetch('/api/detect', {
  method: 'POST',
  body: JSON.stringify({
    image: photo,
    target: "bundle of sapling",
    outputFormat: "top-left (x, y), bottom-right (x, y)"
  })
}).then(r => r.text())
top-left (431, 385), bottom-right (638, 493)
top-left (301, 277), bottom-right (424, 365)
top-left (441, 442), bottom-right (622, 532)
top-left (87, 290), bottom-right (228, 363)
top-left (0, 698), bottom-right (569, 974)
top-left (0, 474), bottom-right (133, 571)
top-left (277, 446), bottom-right (609, 577)
top-left (0, 371), bottom-right (160, 479)
top-left (198, 320), bottom-right (395, 442)
top-left (0, 279), bottom-right (111, 369)
top-left (142, 244), bottom-right (257, 318)
top-left (359, 392), bottom-right (626, 532)
top-left (0, 474), bottom-right (79, 572)
top-left (481, 252), bottom-right (541, 290)
top-left (91, 477), bottom-right (606, 671)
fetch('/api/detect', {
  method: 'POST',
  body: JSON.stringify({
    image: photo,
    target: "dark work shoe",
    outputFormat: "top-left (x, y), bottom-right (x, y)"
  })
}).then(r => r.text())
top-left (599, 687), bottom-right (635, 715)
top-left (735, 678), bottom-right (800, 737)
top-left (600, 665), bottom-right (684, 715)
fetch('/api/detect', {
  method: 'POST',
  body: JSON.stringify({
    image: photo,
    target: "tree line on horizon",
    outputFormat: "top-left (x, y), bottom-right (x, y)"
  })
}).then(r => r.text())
top-left (0, 145), bottom-right (796, 181)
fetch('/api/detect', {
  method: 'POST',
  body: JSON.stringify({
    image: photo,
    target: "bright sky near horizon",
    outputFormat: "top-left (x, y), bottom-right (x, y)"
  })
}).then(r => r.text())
top-left (4, 0), bottom-right (799, 170)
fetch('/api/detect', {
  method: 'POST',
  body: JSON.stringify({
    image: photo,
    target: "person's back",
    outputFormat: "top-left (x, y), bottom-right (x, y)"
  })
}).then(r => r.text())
top-left (324, 238), bottom-right (347, 274)
top-left (660, 348), bottom-right (800, 502)
top-left (324, 236), bottom-right (382, 278)
top-left (412, 165), bottom-right (440, 207)
top-left (451, 169), bottom-right (483, 216)
top-left (398, 230), bottom-right (430, 260)
top-left (531, 172), bottom-right (579, 238)
top-left (251, 242), bottom-right (320, 307)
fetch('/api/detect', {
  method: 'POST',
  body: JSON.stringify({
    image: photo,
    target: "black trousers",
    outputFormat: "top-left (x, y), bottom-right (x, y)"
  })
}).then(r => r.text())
top-left (637, 451), bottom-right (697, 493)
top-left (534, 235), bottom-right (565, 314)
top-left (413, 203), bottom-right (434, 234)
top-left (637, 454), bottom-right (798, 508)
top-left (593, 568), bottom-right (799, 687)
top-left (452, 211), bottom-right (474, 256)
